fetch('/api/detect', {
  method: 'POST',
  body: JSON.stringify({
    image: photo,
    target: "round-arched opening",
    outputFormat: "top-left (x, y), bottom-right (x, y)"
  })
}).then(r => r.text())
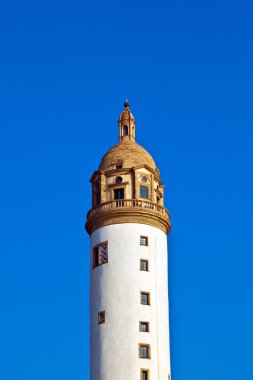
top-left (123, 125), bottom-right (128, 136)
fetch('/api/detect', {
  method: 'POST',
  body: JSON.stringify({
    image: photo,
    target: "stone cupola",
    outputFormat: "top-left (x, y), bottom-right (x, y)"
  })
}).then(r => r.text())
top-left (85, 102), bottom-right (171, 235)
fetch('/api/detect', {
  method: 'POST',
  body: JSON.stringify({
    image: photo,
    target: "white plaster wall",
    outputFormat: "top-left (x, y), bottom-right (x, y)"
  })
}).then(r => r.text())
top-left (90, 223), bottom-right (171, 380)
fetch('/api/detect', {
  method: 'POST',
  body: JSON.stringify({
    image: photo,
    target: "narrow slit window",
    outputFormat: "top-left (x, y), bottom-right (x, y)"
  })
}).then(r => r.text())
top-left (96, 191), bottom-right (101, 205)
top-left (140, 236), bottom-right (148, 246)
top-left (93, 242), bottom-right (108, 268)
top-left (140, 292), bottom-right (150, 305)
top-left (141, 369), bottom-right (150, 380)
top-left (98, 311), bottom-right (105, 325)
top-left (140, 259), bottom-right (149, 271)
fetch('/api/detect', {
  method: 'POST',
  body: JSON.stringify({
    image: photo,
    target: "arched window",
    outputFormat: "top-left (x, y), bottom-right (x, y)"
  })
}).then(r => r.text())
top-left (123, 125), bottom-right (128, 136)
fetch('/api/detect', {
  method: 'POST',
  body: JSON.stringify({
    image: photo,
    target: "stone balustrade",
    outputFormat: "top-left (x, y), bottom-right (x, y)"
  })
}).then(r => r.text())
top-left (87, 199), bottom-right (170, 221)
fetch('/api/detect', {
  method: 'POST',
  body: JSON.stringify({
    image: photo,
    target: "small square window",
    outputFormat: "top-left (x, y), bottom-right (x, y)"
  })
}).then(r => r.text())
top-left (115, 164), bottom-right (122, 169)
top-left (141, 369), bottom-right (149, 380)
top-left (140, 259), bottom-right (149, 271)
top-left (140, 185), bottom-right (149, 199)
top-left (139, 344), bottom-right (151, 359)
top-left (139, 321), bottom-right (150, 332)
top-left (98, 311), bottom-right (105, 325)
top-left (140, 236), bottom-right (148, 246)
top-left (140, 292), bottom-right (150, 305)
top-left (93, 242), bottom-right (108, 268)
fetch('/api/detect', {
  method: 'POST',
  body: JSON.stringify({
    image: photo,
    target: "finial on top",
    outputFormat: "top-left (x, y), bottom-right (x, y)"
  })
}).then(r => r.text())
top-left (124, 99), bottom-right (130, 109)
top-left (118, 100), bottom-right (135, 142)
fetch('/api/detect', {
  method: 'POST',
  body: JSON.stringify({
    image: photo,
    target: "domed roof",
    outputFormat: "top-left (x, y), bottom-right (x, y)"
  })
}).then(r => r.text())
top-left (98, 140), bottom-right (157, 172)
top-left (119, 108), bottom-right (135, 123)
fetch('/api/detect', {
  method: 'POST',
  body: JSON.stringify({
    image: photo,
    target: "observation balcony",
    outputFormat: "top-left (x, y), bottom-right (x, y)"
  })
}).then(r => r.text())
top-left (85, 199), bottom-right (171, 235)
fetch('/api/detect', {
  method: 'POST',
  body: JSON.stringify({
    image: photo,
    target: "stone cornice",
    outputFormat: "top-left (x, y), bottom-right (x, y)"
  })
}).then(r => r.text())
top-left (89, 164), bottom-right (162, 186)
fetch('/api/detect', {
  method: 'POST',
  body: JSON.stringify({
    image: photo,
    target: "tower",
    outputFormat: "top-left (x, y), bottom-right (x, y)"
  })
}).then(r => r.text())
top-left (85, 102), bottom-right (172, 380)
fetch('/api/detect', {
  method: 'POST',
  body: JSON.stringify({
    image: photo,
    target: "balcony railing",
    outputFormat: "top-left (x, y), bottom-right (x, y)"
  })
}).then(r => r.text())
top-left (87, 199), bottom-right (170, 220)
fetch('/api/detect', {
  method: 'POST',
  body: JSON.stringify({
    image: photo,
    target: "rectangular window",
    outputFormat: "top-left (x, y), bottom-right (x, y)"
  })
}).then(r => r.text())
top-left (140, 292), bottom-right (150, 305)
top-left (114, 188), bottom-right (124, 200)
top-left (141, 369), bottom-right (150, 380)
top-left (115, 164), bottom-right (122, 169)
top-left (140, 259), bottom-right (149, 271)
top-left (96, 191), bottom-right (101, 205)
top-left (139, 344), bottom-right (151, 359)
top-left (140, 185), bottom-right (149, 199)
top-left (139, 321), bottom-right (150, 332)
top-left (98, 311), bottom-right (105, 325)
top-left (140, 236), bottom-right (148, 246)
top-left (93, 242), bottom-right (108, 268)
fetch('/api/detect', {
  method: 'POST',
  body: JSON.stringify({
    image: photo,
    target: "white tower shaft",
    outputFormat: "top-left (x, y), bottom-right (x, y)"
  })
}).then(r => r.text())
top-left (90, 224), bottom-right (171, 380)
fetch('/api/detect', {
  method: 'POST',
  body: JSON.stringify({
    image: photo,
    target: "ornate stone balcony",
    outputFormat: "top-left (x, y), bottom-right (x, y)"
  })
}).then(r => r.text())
top-left (85, 199), bottom-right (171, 235)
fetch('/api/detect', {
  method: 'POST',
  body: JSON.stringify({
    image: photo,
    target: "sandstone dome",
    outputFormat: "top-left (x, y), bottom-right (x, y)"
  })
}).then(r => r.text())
top-left (98, 140), bottom-right (157, 172)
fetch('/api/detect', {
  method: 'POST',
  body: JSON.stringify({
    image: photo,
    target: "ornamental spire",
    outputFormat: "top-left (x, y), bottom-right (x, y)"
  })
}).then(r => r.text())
top-left (118, 100), bottom-right (136, 142)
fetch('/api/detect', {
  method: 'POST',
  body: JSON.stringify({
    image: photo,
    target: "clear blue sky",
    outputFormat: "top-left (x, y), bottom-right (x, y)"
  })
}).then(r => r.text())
top-left (0, 1), bottom-right (252, 379)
